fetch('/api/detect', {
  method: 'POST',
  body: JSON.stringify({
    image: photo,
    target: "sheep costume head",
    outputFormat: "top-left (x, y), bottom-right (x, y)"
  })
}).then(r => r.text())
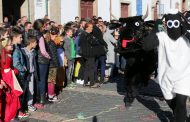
top-left (162, 9), bottom-right (189, 40)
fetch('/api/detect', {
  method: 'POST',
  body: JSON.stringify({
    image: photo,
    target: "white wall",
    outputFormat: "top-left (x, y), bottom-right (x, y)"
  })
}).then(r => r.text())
top-left (142, 0), bottom-right (153, 20)
top-left (61, 0), bottom-right (80, 24)
top-left (111, 0), bottom-right (121, 20)
top-left (34, 0), bottom-right (47, 19)
top-left (130, 0), bottom-right (136, 16)
top-left (97, 0), bottom-right (110, 21)
top-left (158, 0), bottom-right (182, 15)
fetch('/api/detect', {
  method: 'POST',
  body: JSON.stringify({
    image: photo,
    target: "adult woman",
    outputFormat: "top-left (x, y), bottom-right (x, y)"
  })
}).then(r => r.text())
top-left (79, 23), bottom-right (100, 88)
top-left (33, 19), bottom-right (51, 106)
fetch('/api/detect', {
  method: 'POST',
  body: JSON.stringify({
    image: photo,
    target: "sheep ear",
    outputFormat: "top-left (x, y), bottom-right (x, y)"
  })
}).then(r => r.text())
top-left (183, 11), bottom-right (187, 16)
top-left (161, 14), bottom-right (166, 21)
top-left (142, 5), bottom-right (148, 20)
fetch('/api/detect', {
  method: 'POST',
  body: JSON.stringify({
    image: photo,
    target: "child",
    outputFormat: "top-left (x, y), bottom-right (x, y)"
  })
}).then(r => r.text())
top-left (21, 36), bottom-right (38, 111)
top-left (0, 78), bottom-right (7, 121)
top-left (64, 28), bottom-right (76, 88)
top-left (47, 27), bottom-right (59, 101)
top-left (55, 36), bottom-right (65, 90)
top-left (11, 27), bottom-right (28, 118)
top-left (0, 27), bottom-right (8, 121)
top-left (1, 39), bottom-right (23, 121)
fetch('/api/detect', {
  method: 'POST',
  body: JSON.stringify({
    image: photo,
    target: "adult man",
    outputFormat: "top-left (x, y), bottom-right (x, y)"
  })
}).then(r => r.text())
top-left (20, 16), bottom-right (28, 32)
top-left (22, 22), bottom-right (32, 47)
top-left (92, 17), bottom-right (108, 84)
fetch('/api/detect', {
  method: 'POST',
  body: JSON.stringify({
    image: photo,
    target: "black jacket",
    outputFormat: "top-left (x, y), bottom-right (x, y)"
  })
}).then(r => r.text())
top-left (92, 26), bottom-right (108, 48)
top-left (47, 40), bottom-right (59, 68)
top-left (21, 48), bottom-right (38, 82)
top-left (79, 31), bottom-right (106, 58)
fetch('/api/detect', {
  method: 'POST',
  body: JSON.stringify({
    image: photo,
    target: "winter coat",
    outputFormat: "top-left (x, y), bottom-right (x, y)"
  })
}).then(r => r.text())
top-left (12, 44), bottom-right (26, 78)
top-left (21, 48), bottom-right (38, 82)
top-left (103, 28), bottom-right (117, 63)
top-left (63, 36), bottom-right (76, 60)
top-left (47, 40), bottom-right (59, 68)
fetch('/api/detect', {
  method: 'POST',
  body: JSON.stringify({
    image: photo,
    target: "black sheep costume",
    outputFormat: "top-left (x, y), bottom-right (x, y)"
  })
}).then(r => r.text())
top-left (116, 14), bottom-right (157, 107)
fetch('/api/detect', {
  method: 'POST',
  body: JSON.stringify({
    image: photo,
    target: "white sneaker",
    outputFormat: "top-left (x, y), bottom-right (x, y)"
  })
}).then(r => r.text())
top-left (87, 81), bottom-right (90, 85)
top-left (80, 80), bottom-right (84, 85)
top-left (48, 96), bottom-right (58, 102)
top-left (28, 105), bottom-right (37, 112)
top-left (76, 79), bottom-right (81, 84)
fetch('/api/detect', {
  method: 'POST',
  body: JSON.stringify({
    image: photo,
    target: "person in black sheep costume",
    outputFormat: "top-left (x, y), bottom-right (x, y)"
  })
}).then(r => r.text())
top-left (115, 10), bottom-right (158, 107)
top-left (143, 9), bottom-right (190, 122)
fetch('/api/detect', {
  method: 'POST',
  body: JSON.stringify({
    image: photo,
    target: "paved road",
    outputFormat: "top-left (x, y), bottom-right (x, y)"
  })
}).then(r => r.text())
top-left (20, 75), bottom-right (189, 122)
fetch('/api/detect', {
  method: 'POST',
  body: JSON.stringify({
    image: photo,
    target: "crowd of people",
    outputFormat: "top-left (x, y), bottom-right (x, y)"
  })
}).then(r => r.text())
top-left (0, 15), bottom-right (125, 121)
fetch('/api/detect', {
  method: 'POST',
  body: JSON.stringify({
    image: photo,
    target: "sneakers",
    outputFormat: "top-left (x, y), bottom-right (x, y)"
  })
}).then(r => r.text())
top-left (76, 79), bottom-right (81, 84)
top-left (28, 105), bottom-right (37, 112)
top-left (67, 82), bottom-right (77, 88)
top-left (70, 82), bottom-right (77, 87)
top-left (76, 79), bottom-right (84, 85)
top-left (48, 96), bottom-right (58, 102)
top-left (18, 111), bottom-right (29, 118)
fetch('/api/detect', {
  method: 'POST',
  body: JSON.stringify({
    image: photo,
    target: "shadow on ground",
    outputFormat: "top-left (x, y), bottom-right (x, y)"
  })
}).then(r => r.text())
top-left (108, 75), bottom-right (174, 122)
top-left (137, 96), bottom-right (173, 122)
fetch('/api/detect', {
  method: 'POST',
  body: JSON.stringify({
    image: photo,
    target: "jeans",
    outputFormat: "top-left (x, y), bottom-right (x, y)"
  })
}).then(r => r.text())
top-left (95, 55), bottom-right (106, 81)
top-left (38, 64), bottom-right (49, 95)
top-left (116, 54), bottom-right (126, 70)
top-left (28, 73), bottom-right (34, 106)
top-left (66, 60), bottom-right (75, 84)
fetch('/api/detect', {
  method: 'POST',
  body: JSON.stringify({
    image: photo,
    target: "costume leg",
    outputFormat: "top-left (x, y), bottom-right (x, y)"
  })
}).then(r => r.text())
top-left (175, 94), bottom-right (187, 122)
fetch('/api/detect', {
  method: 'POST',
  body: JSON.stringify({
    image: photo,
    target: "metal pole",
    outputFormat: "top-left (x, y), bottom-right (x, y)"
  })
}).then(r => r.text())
top-left (28, 0), bottom-right (30, 21)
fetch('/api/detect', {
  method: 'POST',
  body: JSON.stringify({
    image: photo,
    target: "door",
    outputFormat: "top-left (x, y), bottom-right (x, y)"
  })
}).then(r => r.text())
top-left (80, 0), bottom-right (94, 19)
top-left (121, 3), bottom-right (129, 18)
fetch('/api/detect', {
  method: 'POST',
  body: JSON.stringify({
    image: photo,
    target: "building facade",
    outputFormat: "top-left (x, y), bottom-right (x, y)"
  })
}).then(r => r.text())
top-left (0, 0), bottom-right (189, 24)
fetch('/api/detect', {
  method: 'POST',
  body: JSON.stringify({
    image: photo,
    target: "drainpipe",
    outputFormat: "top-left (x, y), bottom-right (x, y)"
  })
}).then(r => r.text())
top-left (110, 0), bottom-right (112, 21)
top-left (46, 0), bottom-right (48, 15)
top-left (28, 0), bottom-right (30, 21)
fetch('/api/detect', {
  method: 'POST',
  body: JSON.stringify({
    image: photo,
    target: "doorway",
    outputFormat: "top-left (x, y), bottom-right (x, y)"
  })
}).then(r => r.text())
top-left (2, 0), bottom-right (25, 25)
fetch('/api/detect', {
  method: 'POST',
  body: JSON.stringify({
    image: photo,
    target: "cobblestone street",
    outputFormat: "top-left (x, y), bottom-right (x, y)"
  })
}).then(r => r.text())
top-left (24, 75), bottom-right (189, 122)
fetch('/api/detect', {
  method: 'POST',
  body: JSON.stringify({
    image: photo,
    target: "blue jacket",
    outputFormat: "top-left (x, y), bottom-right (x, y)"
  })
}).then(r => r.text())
top-left (13, 44), bottom-right (26, 78)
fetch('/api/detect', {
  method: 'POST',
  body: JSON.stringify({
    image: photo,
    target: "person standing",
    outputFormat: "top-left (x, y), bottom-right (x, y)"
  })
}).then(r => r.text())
top-left (33, 19), bottom-right (51, 106)
top-left (21, 21), bottom-right (32, 47)
top-left (1, 40), bottom-right (23, 121)
top-left (79, 22), bottom-right (99, 88)
top-left (64, 28), bottom-right (76, 88)
top-left (47, 27), bottom-right (59, 101)
top-left (103, 28), bottom-right (117, 79)
top-left (21, 36), bottom-right (38, 112)
top-left (11, 27), bottom-right (29, 118)
top-left (92, 18), bottom-right (107, 83)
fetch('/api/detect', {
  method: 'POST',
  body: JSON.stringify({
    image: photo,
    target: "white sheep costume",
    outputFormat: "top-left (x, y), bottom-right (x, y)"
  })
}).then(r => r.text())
top-left (156, 9), bottom-right (190, 100)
